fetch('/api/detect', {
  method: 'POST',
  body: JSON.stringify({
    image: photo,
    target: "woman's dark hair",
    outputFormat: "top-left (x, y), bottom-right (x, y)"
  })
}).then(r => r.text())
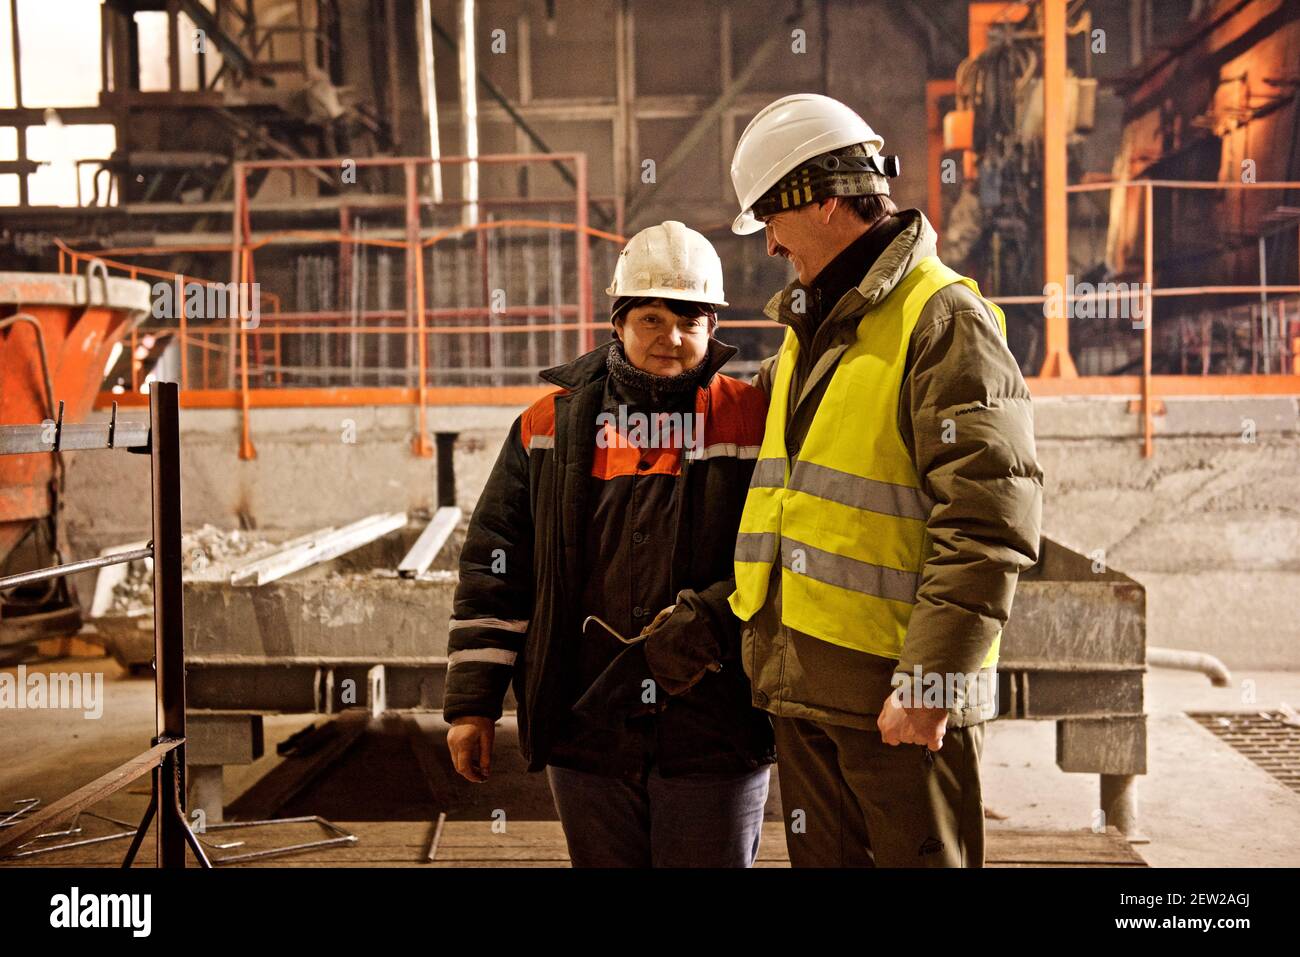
top-left (610, 295), bottom-right (717, 325)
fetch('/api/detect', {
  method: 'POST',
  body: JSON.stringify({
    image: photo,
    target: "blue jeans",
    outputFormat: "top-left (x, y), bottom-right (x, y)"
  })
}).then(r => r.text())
top-left (546, 763), bottom-right (771, 867)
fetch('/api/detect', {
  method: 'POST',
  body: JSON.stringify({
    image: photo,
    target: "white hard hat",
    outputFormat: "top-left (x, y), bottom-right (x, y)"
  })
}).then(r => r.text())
top-left (606, 220), bottom-right (728, 307)
top-left (729, 93), bottom-right (885, 235)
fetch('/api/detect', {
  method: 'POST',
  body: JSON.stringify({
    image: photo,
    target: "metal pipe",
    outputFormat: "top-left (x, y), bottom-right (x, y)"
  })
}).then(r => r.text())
top-left (0, 799), bottom-right (39, 828)
top-left (239, 242), bottom-right (256, 460)
top-left (1142, 182), bottom-right (1154, 458)
top-left (575, 152), bottom-right (591, 352)
top-left (457, 0), bottom-right (479, 227)
top-left (0, 314), bottom-right (56, 421)
top-left (5, 828), bottom-right (136, 859)
top-left (408, 162), bottom-right (432, 458)
top-left (426, 811), bottom-right (447, 861)
top-left (237, 152), bottom-right (586, 170)
top-left (549, 214), bottom-right (563, 365)
top-left (200, 815), bottom-right (357, 865)
top-left (418, 0), bottom-right (444, 202)
top-left (436, 432), bottom-right (458, 508)
top-left (150, 381), bottom-right (189, 868)
top-left (229, 161), bottom-right (245, 390)
top-left (1146, 647), bottom-right (1232, 687)
top-left (0, 547), bottom-right (153, 591)
top-left (1259, 235), bottom-right (1270, 374)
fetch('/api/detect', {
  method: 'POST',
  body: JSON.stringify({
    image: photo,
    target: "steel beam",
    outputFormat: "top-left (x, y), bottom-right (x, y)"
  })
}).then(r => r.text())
top-left (1057, 715), bottom-right (1148, 775)
top-left (186, 659), bottom-right (457, 713)
top-left (150, 381), bottom-right (189, 868)
top-left (187, 713), bottom-right (266, 765)
top-left (1039, 0), bottom-right (1078, 378)
top-left (228, 512), bottom-right (407, 586)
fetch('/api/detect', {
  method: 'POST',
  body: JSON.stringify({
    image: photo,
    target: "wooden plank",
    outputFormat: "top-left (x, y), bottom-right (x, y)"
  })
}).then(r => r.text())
top-left (0, 742), bottom-right (177, 857)
top-left (986, 827), bottom-right (1146, 865)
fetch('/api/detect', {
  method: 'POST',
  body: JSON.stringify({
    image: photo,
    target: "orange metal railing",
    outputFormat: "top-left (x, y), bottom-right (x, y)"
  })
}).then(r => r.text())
top-left (1013, 178), bottom-right (1300, 456)
top-left (58, 166), bottom-right (1300, 461)
top-left (57, 239), bottom-right (283, 396)
top-left (68, 154), bottom-right (630, 458)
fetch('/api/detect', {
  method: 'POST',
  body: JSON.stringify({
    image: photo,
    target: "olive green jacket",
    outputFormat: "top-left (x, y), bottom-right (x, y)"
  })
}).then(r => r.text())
top-left (743, 210), bottom-right (1043, 729)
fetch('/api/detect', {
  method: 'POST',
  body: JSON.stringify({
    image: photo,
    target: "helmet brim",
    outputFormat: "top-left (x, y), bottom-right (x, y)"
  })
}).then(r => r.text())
top-left (603, 285), bottom-right (728, 309)
top-left (731, 209), bottom-right (766, 236)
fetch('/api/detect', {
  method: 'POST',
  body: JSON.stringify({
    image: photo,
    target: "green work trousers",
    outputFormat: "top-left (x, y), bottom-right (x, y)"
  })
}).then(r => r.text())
top-left (772, 715), bottom-right (986, 867)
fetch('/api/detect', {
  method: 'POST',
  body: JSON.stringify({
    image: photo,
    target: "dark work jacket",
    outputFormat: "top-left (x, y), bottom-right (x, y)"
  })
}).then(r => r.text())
top-left (444, 337), bottom-right (776, 776)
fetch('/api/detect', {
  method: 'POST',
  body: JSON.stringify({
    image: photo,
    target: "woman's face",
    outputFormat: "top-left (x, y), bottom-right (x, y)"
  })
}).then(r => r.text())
top-left (615, 301), bottom-right (710, 376)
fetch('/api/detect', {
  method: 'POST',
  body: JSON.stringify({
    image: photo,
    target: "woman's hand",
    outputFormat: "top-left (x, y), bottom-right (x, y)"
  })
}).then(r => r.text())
top-left (638, 604), bottom-right (677, 637)
top-left (447, 716), bottom-right (496, 782)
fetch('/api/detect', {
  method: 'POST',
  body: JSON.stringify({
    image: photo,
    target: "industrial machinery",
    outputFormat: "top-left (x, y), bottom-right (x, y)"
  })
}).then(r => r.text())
top-left (0, 269), bottom-right (150, 659)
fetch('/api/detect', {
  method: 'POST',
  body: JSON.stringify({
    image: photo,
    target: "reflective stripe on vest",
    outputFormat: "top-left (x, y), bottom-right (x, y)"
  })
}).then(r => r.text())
top-left (728, 255), bottom-right (1007, 664)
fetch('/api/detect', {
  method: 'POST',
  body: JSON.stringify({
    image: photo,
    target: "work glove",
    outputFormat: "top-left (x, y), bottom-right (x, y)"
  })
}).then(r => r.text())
top-left (572, 592), bottom-right (728, 730)
top-left (640, 597), bottom-right (724, 697)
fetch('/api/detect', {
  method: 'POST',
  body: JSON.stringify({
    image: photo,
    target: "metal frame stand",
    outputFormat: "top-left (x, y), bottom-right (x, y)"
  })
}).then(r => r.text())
top-left (0, 382), bottom-right (210, 868)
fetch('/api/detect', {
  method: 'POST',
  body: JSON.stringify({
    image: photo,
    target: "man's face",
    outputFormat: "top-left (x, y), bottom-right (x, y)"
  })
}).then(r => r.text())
top-left (615, 300), bottom-right (710, 376)
top-left (762, 202), bottom-right (833, 284)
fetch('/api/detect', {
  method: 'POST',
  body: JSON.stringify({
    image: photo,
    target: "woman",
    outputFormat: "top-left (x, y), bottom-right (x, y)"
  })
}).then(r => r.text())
top-left (443, 221), bottom-right (774, 867)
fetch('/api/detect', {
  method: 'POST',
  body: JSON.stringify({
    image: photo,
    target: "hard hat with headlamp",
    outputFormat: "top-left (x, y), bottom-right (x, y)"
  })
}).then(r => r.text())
top-left (729, 93), bottom-right (900, 235)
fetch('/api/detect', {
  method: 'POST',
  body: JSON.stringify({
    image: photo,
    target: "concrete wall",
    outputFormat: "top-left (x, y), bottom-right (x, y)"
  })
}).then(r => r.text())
top-left (1036, 395), bottom-right (1300, 670)
top-left (62, 404), bottom-right (518, 556)
top-left (62, 394), bottom-right (1300, 670)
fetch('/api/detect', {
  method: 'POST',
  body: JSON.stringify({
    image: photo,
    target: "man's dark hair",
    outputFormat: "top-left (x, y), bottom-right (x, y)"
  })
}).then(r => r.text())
top-left (839, 193), bottom-right (899, 227)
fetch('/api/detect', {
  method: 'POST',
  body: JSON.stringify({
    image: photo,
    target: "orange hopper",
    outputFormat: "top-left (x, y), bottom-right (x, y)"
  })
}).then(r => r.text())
top-left (1, 269), bottom-right (151, 571)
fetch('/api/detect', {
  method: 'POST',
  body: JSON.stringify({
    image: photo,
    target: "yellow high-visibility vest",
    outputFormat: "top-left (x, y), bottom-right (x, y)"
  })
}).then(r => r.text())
top-left (729, 255), bottom-right (1007, 664)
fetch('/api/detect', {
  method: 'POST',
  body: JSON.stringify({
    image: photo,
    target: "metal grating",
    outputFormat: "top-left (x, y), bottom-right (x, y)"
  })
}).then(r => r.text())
top-left (1189, 711), bottom-right (1300, 793)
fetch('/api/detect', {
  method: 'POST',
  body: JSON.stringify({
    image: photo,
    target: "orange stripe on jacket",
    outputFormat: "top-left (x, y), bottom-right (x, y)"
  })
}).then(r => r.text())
top-left (519, 390), bottom-right (561, 452)
top-left (516, 374), bottom-right (767, 473)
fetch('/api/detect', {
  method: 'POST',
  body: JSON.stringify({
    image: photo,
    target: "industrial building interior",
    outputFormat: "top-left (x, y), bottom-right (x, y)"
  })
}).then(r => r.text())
top-left (1, 0), bottom-right (1299, 881)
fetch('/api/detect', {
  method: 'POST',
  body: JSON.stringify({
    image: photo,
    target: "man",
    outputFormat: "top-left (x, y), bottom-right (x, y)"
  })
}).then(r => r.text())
top-left (727, 93), bottom-right (1044, 867)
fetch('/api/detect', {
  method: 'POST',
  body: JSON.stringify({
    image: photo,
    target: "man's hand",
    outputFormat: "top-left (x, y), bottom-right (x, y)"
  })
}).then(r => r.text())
top-left (447, 715), bottom-right (496, 782)
top-left (638, 604), bottom-right (677, 638)
top-left (877, 689), bottom-right (948, 751)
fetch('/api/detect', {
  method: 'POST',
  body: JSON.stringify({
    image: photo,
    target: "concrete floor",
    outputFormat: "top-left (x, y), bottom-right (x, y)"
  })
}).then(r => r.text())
top-left (982, 669), bottom-right (1300, 867)
top-left (2, 655), bottom-right (1298, 867)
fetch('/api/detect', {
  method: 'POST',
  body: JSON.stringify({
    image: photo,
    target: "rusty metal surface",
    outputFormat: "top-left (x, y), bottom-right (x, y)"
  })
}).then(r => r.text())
top-left (1, 273), bottom-right (151, 567)
top-left (186, 660), bottom-right (453, 714)
top-left (0, 272), bottom-right (152, 314)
